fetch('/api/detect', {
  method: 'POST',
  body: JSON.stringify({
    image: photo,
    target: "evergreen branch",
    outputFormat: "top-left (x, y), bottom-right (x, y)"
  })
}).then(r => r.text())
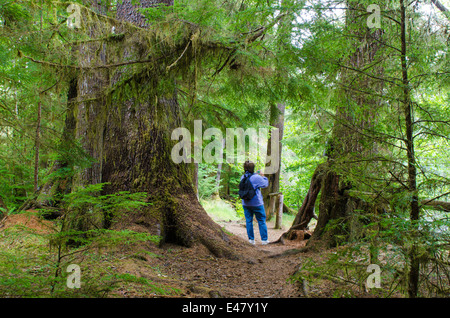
top-left (245, 13), bottom-right (288, 44)
top-left (420, 191), bottom-right (450, 211)
top-left (367, 32), bottom-right (402, 54)
top-left (64, 33), bottom-right (125, 46)
top-left (337, 82), bottom-right (403, 103)
top-left (335, 61), bottom-right (401, 86)
top-left (389, 170), bottom-right (409, 190)
top-left (413, 128), bottom-right (450, 140)
top-left (431, 0), bottom-right (449, 14)
top-left (40, 82), bottom-right (58, 94)
top-left (319, 106), bottom-right (408, 150)
top-left (166, 40), bottom-right (191, 72)
top-left (22, 54), bottom-right (162, 70)
top-left (212, 48), bottom-right (237, 77)
top-left (413, 119), bottom-right (450, 126)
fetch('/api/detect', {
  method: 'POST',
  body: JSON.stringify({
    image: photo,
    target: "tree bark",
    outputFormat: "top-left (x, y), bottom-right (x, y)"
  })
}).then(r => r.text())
top-left (431, 0), bottom-right (449, 14)
top-left (193, 162), bottom-right (199, 200)
top-left (98, 0), bottom-right (240, 258)
top-left (34, 98), bottom-right (41, 193)
top-left (0, 195), bottom-right (7, 218)
top-left (58, 3), bottom-right (112, 233)
top-left (28, 0), bottom-right (241, 259)
top-left (212, 138), bottom-right (225, 199)
top-left (276, 163), bottom-right (325, 243)
top-left (399, 0), bottom-right (420, 298)
top-left (421, 200), bottom-right (450, 212)
top-left (262, 103), bottom-right (285, 219)
top-left (282, 0), bottom-right (385, 247)
top-left (318, 0), bottom-right (385, 242)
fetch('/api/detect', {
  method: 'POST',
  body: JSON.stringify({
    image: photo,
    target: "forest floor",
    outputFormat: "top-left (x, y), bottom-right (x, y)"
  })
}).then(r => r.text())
top-left (0, 210), bottom-right (315, 298)
top-left (157, 217), bottom-right (308, 298)
top-left (0, 209), bottom-right (378, 298)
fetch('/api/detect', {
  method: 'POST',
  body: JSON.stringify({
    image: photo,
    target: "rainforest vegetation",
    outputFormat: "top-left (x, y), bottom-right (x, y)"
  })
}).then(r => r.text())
top-left (0, 0), bottom-right (449, 299)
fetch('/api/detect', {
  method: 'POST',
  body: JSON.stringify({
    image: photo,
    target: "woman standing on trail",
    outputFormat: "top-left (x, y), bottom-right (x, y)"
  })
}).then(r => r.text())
top-left (239, 161), bottom-right (269, 245)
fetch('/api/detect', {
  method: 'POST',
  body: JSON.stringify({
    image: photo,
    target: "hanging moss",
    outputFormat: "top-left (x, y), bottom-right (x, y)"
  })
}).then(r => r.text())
top-left (23, 0), bottom-right (280, 259)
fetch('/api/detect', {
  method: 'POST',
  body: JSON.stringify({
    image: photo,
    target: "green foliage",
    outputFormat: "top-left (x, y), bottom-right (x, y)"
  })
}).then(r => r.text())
top-left (49, 182), bottom-right (151, 238)
top-left (0, 181), bottom-right (165, 297)
top-left (64, 183), bottom-right (148, 215)
top-left (291, 206), bottom-right (450, 297)
top-left (280, 106), bottom-right (328, 209)
top-left (201, 198), bottom-right (242, 221)
top-left (0, 224), bottom-right (177, 297)
top-left (197, 164), bottom-right (219, 200)
top-left (1, 0), bottom-right (450, 299)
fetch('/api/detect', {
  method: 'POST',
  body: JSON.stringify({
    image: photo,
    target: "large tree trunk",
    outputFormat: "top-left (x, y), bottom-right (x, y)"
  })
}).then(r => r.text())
top-left (280, 1), bottom-right (385, 247)
top-left (99, 0), bottom-right (240, 258)
top-left (28, 0), bottom-right (241, 258)
top-left (101, 94), bottom-right (236, 257)
top-left (57, 3), bottom-right (112, 233)
top-left (310, 0), bottom-right (385, 244)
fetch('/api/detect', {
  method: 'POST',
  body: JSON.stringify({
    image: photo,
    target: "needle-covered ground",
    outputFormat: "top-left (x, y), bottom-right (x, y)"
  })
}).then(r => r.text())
top-left (0, 203), bottom-right (384, 298)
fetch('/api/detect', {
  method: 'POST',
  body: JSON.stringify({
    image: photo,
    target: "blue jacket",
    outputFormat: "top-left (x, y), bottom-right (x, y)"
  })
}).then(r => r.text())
top-left (240, 172), bottom-right (269, 207)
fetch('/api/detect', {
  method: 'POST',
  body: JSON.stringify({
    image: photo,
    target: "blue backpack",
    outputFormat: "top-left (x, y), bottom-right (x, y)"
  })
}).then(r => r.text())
top-left (239, 173), bottom-right (256, 200)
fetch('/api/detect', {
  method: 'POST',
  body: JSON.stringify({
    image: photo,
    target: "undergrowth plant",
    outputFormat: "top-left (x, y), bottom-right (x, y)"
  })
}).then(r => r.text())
top-left (47, 182), bottom-right (157, 296)
top-left (292, 208), bottom-right (450, 298)
top-left (0, 183), bottom-right (182, 297)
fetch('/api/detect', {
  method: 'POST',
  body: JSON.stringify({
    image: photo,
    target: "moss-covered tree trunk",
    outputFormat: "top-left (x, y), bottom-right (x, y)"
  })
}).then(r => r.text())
top-left (26, 6), bottom-right (110, 217)
top-left (280, 0), bottom-right (385, 247)
top-left (98, 0), bottom-right (240, 258)
top-left (310, 0), bottom-right (385, 246)
top-left (29, 0), bottom-right (241, 258)
top-left (101, 93), bottom-right (236, 257)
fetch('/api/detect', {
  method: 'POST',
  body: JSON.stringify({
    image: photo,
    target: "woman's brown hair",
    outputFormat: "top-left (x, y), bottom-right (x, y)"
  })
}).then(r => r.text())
top-left (244, 161), bottom-right (255, 173)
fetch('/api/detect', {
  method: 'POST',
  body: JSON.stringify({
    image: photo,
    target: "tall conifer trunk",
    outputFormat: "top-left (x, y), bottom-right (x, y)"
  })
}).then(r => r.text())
top-left (399, 0), bottom-right (420, 297)
top-left (100, 0), bottom-right (239, 258)
top-left (282, 0), bottom-right (385, 246)
top-left (31, 0), bottom-right (240, 259)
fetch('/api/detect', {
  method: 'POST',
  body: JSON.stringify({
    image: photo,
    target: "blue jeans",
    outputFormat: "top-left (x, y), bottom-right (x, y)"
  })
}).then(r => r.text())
top-left (243, 205), bottom-right (268, 241)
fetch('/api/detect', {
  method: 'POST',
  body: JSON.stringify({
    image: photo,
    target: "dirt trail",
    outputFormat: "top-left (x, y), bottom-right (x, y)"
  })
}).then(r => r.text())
top-left (217, 217), bottom-right (306, 254)
top-left (160, 218), bottom-right (308, 298)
